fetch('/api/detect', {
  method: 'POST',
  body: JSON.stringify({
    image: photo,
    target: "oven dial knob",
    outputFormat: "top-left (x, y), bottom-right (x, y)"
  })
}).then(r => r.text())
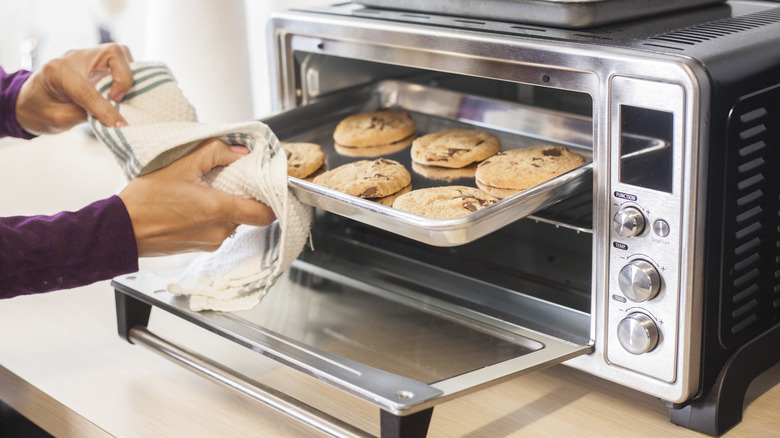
top-left (618, 260), bottom-right (661, 302)
top-left (617, 312), bottom-right (659, 355)
top-left (613, 206), bottom-right (646, 237)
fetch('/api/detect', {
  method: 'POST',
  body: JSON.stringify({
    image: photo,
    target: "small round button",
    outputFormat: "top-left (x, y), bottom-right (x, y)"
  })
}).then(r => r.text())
top-left (613, 206), bottom-right (646, 238)
top-left (618, 312), bottom-right (659, 355)
top-left (618, 259), bottom-right (662, 302)
top-left (653, 219), bottom-right (670, 237)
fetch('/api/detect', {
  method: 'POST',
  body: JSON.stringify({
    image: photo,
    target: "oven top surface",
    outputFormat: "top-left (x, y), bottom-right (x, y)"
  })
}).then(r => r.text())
top-left (351, 0), bottom-right (727, 28)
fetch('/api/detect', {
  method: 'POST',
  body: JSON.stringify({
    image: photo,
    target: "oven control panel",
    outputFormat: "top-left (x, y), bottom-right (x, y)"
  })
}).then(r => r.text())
top-left (606, 76), bottom-right (686, 383)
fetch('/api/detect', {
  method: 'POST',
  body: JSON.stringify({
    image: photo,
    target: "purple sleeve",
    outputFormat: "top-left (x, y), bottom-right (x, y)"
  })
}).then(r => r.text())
top-left (0, 65), bottom-right (36, 139)
top-left (0, 195), bottom-right (139, 298)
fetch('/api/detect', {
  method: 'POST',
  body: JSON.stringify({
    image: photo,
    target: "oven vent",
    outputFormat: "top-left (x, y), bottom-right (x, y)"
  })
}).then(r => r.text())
top-left (644, 7), bottom-right (780, 50)
top-left (719, 83), bottom-right (780, 347)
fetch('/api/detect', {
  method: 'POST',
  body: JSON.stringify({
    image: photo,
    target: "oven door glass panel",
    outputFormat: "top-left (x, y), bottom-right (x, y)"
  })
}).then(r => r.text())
top-left (113, 259), bottom-right (592, 414)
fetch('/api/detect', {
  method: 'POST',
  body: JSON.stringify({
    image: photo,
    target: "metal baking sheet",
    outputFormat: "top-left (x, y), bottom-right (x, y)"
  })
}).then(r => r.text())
top-left (263, 80), bottom-right (593, 246)
top-left (353, 0), bottom-right (727, 28)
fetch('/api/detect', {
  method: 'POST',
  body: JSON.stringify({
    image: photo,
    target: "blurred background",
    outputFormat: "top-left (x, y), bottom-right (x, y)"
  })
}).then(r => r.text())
top-left (0, 0), bottom-right (331, 121)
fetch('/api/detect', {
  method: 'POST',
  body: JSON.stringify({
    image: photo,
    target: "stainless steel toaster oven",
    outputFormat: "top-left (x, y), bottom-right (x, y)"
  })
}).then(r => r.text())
top-left (112, 1), bottom-right (780, 437)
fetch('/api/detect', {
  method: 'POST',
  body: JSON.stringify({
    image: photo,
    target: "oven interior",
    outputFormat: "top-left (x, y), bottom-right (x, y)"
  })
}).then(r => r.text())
top-left (280, 51), bottom-right (597, 345)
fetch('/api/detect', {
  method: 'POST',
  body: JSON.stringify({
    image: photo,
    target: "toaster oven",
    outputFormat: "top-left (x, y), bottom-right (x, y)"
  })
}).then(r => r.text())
top-left (112, 1), bottom-right (780, 436)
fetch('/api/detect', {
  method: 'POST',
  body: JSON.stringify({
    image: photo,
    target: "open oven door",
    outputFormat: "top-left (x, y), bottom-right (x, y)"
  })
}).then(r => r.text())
top-left (112, 252), bottom-right (592, 438)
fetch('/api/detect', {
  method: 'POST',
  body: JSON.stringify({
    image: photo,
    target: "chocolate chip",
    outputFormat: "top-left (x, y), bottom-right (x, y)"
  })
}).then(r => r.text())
top-left (447, 148), bottom-right (470, 156)
top-left (359, 188), bottom-right (377, 197)
top-left (542, 147), bottom-right (562, 157)
top-left (463, 202), bottom-right (479, 212)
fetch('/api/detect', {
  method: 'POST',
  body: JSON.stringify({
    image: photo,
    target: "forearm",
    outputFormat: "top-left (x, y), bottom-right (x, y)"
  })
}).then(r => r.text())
top-left (0, 196), bottom-right (139, 298)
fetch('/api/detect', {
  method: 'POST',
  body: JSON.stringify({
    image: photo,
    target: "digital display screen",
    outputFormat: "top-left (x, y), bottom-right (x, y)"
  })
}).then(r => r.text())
top-left (619, 105), bottom-right (674, 193)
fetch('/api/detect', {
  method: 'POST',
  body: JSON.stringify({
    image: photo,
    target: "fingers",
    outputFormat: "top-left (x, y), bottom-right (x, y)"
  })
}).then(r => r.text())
top-left (176, 139), bottom-right (277, 227)
top-left (229, 195), bottom-right (277, 227)
top-left (59, 65), bottom-right (128, 128)
top-left (185, 138), bottom-right (251, 177)
top-left (103, 45), bottom-right (134, 102)
top-left (49, 43), bottom-right (133, 129)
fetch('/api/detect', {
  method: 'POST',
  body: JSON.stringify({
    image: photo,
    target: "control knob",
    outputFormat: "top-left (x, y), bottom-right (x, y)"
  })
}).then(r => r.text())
top-left (613, 206), bottom-right (645, 237)
top-left (618, 259), bottom-right (661, 302)
top-left (617, 312), bottom-right (659, 355)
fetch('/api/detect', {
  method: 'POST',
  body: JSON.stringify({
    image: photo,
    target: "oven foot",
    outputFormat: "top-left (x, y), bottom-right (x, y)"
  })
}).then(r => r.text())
top-left (114, 289), bottom-right (153, 343)
top-left (380, 408), bottom-right (434, 438)
top-left (669, 321), bottom-right (780, 436)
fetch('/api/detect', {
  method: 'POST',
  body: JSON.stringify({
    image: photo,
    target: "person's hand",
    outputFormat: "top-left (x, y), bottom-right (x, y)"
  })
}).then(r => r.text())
top-left (118, 139), bottom-right (276, 257)
top-left (15, 43), bottom-right (134, 136)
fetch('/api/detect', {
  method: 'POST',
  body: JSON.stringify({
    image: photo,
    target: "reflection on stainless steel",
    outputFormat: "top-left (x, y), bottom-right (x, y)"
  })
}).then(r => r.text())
top-left (129, 326), bottom-right (374, 438)
top-left (236, 266), bottom-right (537, 384)
top-left (620, 134), bottom-right (670, 160)
top-left (263, 80), bottom-right (593, 246)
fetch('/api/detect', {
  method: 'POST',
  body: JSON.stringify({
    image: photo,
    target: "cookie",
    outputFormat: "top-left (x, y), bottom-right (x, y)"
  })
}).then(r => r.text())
top-left (334, 135), bottom-right (413, 158)
top-left (312, 158), bottom-right (411, 198)
top-left (475, 181), bottom-right (522, 199)
top-left (333, 109), bottom-right (416, 148)
top-left (475, 146), bottom-right (585, 198)
top-left (282, 142), bottom-right (327, 179)
top-left (373, 184), bottom-right (411, 206)
top-left (303, 164), bottom-right (327, 182)
top-left (412, 161), bottom-right (477, 182)
top-left (410, 129), bottom-right (501, 169)
top-left (392, 186), bottom-right (499, 219)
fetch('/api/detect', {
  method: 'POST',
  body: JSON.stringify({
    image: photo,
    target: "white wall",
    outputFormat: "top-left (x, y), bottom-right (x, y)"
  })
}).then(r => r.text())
top-left (0, 0), bottom-right (331, 119)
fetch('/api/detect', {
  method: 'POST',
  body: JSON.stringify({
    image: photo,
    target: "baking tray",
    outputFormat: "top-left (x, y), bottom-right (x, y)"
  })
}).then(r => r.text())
top-left (353, 0), bottom-right (727, 29)
top-left (263, 80), bottom-right (593, 246)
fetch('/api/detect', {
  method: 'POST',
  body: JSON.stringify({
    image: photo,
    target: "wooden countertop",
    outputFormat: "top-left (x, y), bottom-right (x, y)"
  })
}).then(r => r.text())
top-left (1, 130), bottom-right (778, 437)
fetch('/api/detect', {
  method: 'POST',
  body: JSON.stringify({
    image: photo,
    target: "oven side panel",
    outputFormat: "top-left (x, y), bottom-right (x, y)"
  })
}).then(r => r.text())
top-left (699, 42), bottom-right (780, 398)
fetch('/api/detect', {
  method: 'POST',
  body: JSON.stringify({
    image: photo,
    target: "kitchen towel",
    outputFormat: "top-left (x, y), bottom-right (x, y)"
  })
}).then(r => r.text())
top-left (89, 62), bottom-right (312, 312)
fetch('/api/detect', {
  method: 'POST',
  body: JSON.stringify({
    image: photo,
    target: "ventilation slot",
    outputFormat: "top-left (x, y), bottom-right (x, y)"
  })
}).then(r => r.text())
top-left (645, 7), bottom-right (780, 49)
top-left (720, 84), bottom-right (780, 346)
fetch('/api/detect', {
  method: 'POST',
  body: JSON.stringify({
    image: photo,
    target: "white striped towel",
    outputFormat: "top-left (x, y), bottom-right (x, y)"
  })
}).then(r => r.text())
top-left (89, 62), bottom-right (312, 312)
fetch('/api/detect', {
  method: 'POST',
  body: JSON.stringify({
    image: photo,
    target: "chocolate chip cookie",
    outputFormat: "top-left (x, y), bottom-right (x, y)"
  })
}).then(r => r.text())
top-left (411, 161), bottom-right (478, 183)
top-left (282, 141), bottom-right (326, 179)
top-left (312, 158), bottom-right (412, 198)
top-left (333, 109), bottom-right (416, 149)
top-left (392, 186), bottom-right (499, 219)
top-left (374, 184), bottom-right (411, 206)
top-left (475, 146), bottom-right (586, 198)
top-left (410, 129), bottom-right (501, 169)
top-left (334, 136), bottom-right (414, 158)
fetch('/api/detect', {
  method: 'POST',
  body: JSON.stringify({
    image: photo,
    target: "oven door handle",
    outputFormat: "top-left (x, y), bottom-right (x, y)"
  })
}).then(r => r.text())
top-left (128, 325), bottom-right (374, 438)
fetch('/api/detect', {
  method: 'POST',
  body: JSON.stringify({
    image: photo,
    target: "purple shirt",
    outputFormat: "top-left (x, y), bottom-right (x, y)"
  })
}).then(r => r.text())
top-left (0, 66), bottom-right (35, 139)
top-left (1, 66), bottom-right (139, 298)
top-left (0, 197), bottom-right (139, 298)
